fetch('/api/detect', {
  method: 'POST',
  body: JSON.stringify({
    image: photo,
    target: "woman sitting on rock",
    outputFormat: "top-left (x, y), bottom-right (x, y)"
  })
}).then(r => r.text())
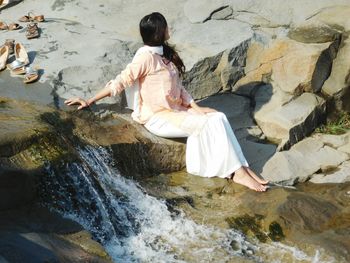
top-left (65, 12), bottom-right (268, 192)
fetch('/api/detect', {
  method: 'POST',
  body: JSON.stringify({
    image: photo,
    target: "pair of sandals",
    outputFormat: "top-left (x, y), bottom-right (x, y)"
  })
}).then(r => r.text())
top-left (19, 12), bottom-right (45, 23)
top-left (0, 21), bottom-right (21, 30)
top-left (0, 42), bottom-right (39, 83)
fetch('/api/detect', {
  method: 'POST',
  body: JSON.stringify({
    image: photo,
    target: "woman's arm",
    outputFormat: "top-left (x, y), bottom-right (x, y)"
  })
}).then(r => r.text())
top-left (64, 84), bottom-right (112, 109)
top-left (65, 52), bottom-right (152, 110)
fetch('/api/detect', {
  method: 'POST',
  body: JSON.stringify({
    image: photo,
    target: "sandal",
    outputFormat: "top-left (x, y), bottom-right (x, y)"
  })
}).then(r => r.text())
top-left (3, 39), bottom-right (15, 55)
top-left (23, 66), bottom-right (39, 84)
top-left (25, 22), bottom-right (40, 39)
top-left (0, 21), bottom-right (8, 30)
top-left (6, 60), bottom-right (26, 73)
top-left (0, 45), bottom-right (9, 71)
top-left (8, 23), bottom-right (21, 30)
top-left (19, 12), bottom-right (45, 23)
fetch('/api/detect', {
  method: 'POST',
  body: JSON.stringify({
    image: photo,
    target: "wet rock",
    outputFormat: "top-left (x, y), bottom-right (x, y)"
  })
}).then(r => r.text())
top-left (0, 168), bottom-right (37, 211)
top-left (0, 205), bottom-right (112, 263)
top-left (0, 97), bottom-right (52, 157)
top-left (278, 193), bottom-right (340, 233)
top-left (141, 171), bottom-right (350, 262)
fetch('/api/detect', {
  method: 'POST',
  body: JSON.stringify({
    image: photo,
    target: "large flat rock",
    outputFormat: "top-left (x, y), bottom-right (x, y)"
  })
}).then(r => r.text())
top-left (262, 136), bottom-right (349, 185)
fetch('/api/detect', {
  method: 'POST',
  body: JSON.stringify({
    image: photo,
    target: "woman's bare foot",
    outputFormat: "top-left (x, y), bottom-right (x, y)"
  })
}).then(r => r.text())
top-left (232, 168), bottom-right (267, 192)
top-left (244, 167), bottom-right (269, 185)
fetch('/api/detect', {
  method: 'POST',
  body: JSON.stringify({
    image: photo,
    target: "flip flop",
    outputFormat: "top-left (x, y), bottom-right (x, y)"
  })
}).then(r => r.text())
top-left (23, 66), bottom-right (39, 84)
top-left (0, 45), bottom-right (9, 71)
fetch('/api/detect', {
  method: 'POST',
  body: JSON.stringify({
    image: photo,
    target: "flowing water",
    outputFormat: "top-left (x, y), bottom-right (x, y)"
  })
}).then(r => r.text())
top-left (42, 146), bottom-right (336, 263)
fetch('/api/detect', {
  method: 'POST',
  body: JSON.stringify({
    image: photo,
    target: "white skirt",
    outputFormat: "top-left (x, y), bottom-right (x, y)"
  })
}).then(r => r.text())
top-left (144, 112), bottom-right (249, 178)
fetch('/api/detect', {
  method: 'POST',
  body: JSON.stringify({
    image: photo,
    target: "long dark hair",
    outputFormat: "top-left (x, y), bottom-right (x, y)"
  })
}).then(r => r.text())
top-left (139, 12), bottom-right (185, 76)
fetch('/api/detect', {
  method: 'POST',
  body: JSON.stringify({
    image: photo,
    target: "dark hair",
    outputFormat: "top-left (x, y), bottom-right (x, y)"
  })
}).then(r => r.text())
top-left (139, 12), bottom-right (185, 76)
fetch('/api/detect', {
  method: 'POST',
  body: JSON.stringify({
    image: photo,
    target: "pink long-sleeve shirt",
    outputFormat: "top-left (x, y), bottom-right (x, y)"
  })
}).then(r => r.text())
top-left (108, 48), bottom-right (194, 124)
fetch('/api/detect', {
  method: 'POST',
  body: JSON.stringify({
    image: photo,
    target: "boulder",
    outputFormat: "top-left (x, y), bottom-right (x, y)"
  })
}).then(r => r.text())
top-left (289, 6), bottom-right (350, 112)
top-left (234, 39), bottom-right (335, 95)
top-left (310, 161), bottom-right (350, 183)
top-left (255, 92), bottom-right (326, 148)
top-left (261, 137), bottom-right (349, 185)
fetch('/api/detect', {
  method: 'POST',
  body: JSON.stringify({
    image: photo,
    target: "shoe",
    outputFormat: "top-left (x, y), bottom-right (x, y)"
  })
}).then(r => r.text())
top-left (3, 39), bottom-right (15, 55)
top-left (25, 22), bottom-right (40, 39)
top-left (0, 45), bottom-right (9, 71)
top-left (14, 42), bottom-right (29, 64)
top-left (23, 66), bottom-right (39, 84)
top-left (6, 43), bottom-right (29, 71)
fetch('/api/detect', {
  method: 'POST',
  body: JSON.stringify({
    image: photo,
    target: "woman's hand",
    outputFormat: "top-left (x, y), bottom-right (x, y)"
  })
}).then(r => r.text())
top-left (199, 107), bottom-right (217, 114)
top-left (64, 97), bottom-right (89, 110)
top-left (190, 101), bottom-right (217, 115)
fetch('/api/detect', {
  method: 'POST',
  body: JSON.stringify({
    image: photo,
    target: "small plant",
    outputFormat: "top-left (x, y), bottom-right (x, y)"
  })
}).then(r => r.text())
top-left (315, 112), bottom-right (350, 135)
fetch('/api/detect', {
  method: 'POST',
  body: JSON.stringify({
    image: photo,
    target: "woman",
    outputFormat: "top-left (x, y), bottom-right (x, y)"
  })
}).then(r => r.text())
top-left (65, 12), bottom-right (268, 192)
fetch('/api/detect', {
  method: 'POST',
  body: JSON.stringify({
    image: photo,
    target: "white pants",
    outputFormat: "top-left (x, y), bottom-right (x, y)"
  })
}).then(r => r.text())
top-left (144, 112), bottom-right (249, 178)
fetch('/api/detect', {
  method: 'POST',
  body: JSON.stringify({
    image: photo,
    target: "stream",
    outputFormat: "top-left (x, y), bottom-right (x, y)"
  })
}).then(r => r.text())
top-left (42, 145), bottom-right (335, 263)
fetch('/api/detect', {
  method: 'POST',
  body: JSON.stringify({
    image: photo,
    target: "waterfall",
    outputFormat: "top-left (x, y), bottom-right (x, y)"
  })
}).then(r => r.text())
top-left (42, 145), bottom-right (334, 263)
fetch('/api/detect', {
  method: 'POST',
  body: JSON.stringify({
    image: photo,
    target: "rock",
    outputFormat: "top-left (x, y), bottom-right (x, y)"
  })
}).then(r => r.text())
top-left (255, 92), bottom-right (326, 148)
top-left (291, 5), bottom-right (350, 112)
top-left (179, 22), bottom-right (252, 99)
top-left (288, 21), bottom-right (341, 44)
top-left (210, 6), bottom-right (233, 20)
top-left (310, 161), bottom-right (350, 183)
top-left (0, 205), bottom-right (112, 263)
top-left (184, 0), bottom-right (230, 23)
top-left (198, 93), bottom-right (253, 129)
top-left (0, 168), bottom-right (36, 211)
top-left (312, 131), bottom-right (350, 148)
top-left (229, 0), bottom-right (350, 27)
top-left (0, 97), bottom-right (52, 157)
top-left (322, 37), bottom-right (350, 112)
top-left (234, 38), bottom-right (336, 95)
top-left (338, 143), bottom-right (350, 155)
top-left (262, 137), bottom-right (349, 184)
top-left (277, 193), bottom-right (340, 233)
